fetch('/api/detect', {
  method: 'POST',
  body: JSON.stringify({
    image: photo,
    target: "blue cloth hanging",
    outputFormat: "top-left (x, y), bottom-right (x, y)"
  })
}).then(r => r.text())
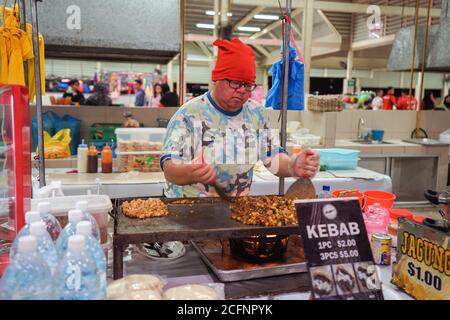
top-left (265, 44), bottom-right (304, 110)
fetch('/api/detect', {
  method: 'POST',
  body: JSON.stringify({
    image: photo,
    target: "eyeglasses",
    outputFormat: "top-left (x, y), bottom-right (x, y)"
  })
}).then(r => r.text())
top-left (225, 79), bottom-right (257, 92)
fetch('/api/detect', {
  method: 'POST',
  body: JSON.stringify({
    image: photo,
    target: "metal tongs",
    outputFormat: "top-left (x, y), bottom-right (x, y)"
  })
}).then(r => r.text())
top-left (423, 190), bottom-right (450, 233)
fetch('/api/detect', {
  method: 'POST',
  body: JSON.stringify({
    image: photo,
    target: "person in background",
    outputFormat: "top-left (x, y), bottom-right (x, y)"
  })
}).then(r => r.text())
top-left (109, 72), bottom-right (121, 103)
top-left (63, 79), bottom-right (85, 105)
top-left (190, 84), bottom-right (202, 99)
top-left (122, 112), bottom-right (140, 128)
top-left (134, 79), bottom-right (146, 107)
top-left (444, 91), bottom-right (450, 109)
top-left (397, 90), bottom-right (418, 110)
top-left (371, 89), bottom-right (384, 110)
top-left (160, 83), bottom-right (179, 107)
top-left (422, 92), bottom-right (437, 110)
top-left (383, 86), bottom-right (396, 110)
top-left (147, 83), bottom-right (162, 108)
top-left (85, 82), bottom-right (113, 106)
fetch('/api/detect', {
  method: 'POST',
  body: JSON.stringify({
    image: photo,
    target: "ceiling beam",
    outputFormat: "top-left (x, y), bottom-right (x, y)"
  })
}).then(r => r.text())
top-left (249, 8), bottom-right (303, 40)
top-left (231, 0), bottom-right (441, 17)
top-left (233, 6), bottom-right (266, 31)
top-left (267, 31), bottom-right (278, 40)
top-left (195, 41), bottom-right (213, 58)
top-left (186, 33), bottom-right (341, 49)
top-left (253, 45), bottom-right (271, 58)
top-left (316, 9), bottom-right (340, 38)
top-left (351, 34), bottom-right (395, 51)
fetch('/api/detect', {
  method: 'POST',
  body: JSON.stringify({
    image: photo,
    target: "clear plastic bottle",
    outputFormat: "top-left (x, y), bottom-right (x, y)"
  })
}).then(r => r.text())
top-left (363, 203), bottom-right (390, 239)
top-left (37, 202), bottom-right (62, 242)
top-left (9, 211), bottom-right (42, 258)
top-left (55, 209), bottom-right (84, 258)
top-left (29, 221), bottom-right (59, 274)
top-left (77, 139), bottom-right (88, 173)
top-left (318, 185), bottom-right (331, 198)
top-left (53, 235), bottom-right (103, 300)
top-left (0, 235), bottom-right (52, 300)
top-left (76, 221), bottom-right (107, 297)
top-left (75, 201), bottom-right (101, 242)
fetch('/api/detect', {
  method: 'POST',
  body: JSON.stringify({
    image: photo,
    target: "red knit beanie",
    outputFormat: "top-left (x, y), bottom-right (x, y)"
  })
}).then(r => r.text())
top-left (211, 38), bottom-right (256, 84)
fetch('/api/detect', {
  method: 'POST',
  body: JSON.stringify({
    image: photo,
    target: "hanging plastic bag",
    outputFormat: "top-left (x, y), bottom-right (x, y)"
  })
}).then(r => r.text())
top-left (36, 129), bottom-right (72, 159)
top-left (31, 111), bottom-right (60, 150)
top-left (265, 43), bottom-right (305, 111)
top-left (54, 114), bottom-right (81, 155)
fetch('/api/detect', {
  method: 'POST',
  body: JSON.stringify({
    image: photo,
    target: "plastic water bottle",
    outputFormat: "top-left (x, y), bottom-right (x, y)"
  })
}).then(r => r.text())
top-left (37, 202), bottom-right (62, 242)
top-left (364, 203), bottom-right (390, 239)
top-left (76, 221), bottom-right (107, 297)
top-left (9, 211), bottom-right (42, 259)
top-left (76, 201), bottom-right (101, 242)
top-left (53, 235), bottom-right (103, 300)
top-left (318, 185), bottom-right (331, 198)
top-left (0, 235), bottom-right (52, 300)
top-left (29, 221), bottom-right (59, 274)
top-left (55, 209), bottom-right (84, 258)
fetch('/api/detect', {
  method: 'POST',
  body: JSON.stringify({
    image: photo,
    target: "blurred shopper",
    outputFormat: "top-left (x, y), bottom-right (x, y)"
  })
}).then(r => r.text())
top-left (371, 89), bottom-right (384, 110)
top-left (134, 79), bottom-right (146, 107)
top-left (383, 86), bottom-right (396, 110)
top-left (444, 91), bottom-right (450, 109)
top-left (147, 83), bottom-right (163, 108)
top-left (85, 82), bottom-right (113, 106)
top-left (422, 92), bottom-right (437, 110)
top-left (109, 72), bottom-right (121, 103)
top-left (397, 90), bottom-right (418, 110)
top-left (160, 83), bottom-right (179, 107)
top-left (63, 79), bottom-right (85, 105)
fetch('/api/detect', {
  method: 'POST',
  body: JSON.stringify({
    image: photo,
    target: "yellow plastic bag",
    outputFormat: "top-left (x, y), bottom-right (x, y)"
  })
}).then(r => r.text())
top-left (36, 129), bottom-right (72, 159)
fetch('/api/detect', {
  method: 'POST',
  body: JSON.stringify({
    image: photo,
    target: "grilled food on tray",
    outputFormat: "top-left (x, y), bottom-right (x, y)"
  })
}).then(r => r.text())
top-left (230, 196), bottom-right (297, 227)
top-left (121, 198), bottom-right (169, 219)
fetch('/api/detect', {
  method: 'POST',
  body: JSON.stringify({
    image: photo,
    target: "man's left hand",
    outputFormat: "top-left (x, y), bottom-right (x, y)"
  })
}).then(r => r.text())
top-left (289, 149), bottom-right (320, 179)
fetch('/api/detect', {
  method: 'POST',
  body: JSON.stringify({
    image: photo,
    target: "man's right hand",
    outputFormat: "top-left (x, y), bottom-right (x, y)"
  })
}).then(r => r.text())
top-left (187, 163), bottom-right (217, 185)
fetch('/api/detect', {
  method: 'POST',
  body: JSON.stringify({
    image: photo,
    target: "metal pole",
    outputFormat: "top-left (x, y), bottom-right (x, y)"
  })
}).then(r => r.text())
top-left (30, 0), bottom-right (45, 187)
top-left (179, 0), bottom-right (185, 105)
top-left (416, 0), bottom-right (433, 137)
top-left (279, 0), bottom-right (292, 195)
top-left (19, 0), bottom-right (28, 86)
top-left (408, 0), bottom-right (420, 114)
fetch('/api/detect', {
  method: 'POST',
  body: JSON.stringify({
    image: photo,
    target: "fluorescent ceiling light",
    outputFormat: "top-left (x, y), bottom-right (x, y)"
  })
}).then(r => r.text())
top-left (254, 14), bottom-right (279, 20)
top-left (196, 23), bottom-right (215, 29)
top-left (238, 26), bottom-right (261, 32)
top-left (205, 10), bottom-right (232, 16)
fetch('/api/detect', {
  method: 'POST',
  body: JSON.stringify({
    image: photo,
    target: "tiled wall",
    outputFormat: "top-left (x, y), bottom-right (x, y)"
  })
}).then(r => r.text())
top-left (30, 106), bottom-right (450, 146)
top-left (29, 105), bottom-right (179, 142)
top-left (335, 110), bottom-right (450, 140)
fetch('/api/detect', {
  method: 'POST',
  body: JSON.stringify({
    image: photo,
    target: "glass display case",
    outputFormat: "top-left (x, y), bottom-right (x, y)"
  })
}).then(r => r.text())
top-left (0, 85), bottom-right (31, 277)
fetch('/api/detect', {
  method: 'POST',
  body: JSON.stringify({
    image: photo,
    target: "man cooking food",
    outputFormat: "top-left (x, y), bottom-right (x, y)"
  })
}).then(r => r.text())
top-left (161, 38), bottom-right (320, 198)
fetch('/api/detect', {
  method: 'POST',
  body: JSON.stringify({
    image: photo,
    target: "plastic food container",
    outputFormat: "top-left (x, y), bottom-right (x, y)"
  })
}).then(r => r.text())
top-left (316, 148), bottom-right (360, 170)
top-left (332, 189), bottom-right (364, 207)
top-left (115, 128), bottom-right (166, 146)
top-left (115, 128), bottom-right (166, 173)
top-left (117, 153), bottom-right (162, 173)
top-left (363, 190), bottom-right (396, 209)
top-left (388, 208), bottom-right (413, 247)
top-left (31, 195), bottom-right (112, 244)
top-left (411, 215), bottom-right (427, 224)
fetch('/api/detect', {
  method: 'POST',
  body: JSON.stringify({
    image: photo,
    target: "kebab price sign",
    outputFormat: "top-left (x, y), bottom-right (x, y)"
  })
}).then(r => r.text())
top-left (295, 198), bottom-right (384, 300)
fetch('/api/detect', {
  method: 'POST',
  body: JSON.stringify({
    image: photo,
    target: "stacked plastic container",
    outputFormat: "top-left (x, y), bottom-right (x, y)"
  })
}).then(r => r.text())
top-left (316, 148), bottom-right (360, 170)
top-left (115, 128), bottom-right (166, 173)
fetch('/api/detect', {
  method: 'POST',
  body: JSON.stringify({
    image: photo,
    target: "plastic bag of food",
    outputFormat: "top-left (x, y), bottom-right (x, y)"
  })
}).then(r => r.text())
top-left (36, 129), bottom-right (72, 159)
top-left (164, 283), bottom-right (225, 300)
top-left (107, 274), bottom-right (166, 300)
